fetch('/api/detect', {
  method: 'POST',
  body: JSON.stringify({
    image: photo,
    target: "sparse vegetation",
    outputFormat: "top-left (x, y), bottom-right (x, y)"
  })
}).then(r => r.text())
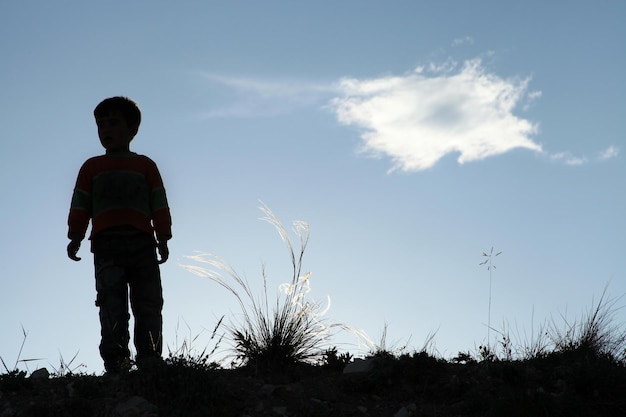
top-left (3, 210), bottom-right (626, 416)
top-left (166, 316), bottom-right (225, 370)
top-left (548, 284), bottom-right (626, 362)
top-left (3, 296), bottom-right (626, 417)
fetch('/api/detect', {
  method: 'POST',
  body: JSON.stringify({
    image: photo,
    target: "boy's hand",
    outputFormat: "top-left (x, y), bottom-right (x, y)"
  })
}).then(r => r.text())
top-left (67, 240), bottom-right (82, 261)
top-left (157, 241), bottom-right (169, 264)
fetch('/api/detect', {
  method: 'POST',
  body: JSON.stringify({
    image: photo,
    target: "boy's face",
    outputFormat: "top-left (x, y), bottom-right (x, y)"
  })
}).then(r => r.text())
top-left (95, 111), bottom-right (136, 152)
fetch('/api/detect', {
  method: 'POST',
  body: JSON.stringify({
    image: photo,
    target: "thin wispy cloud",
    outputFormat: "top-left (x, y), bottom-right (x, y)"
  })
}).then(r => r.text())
top-left (330, 59), bottom-right (542, 172)
top-left (452, 36), bottom-right (474, 47)
top-left (599, 146), bottom-right (619, 160)
top-left (523, 90), bottom-right (543, 111)
top-left (199, 73), bottom-right (335, 118)
top-left (550, 152), bottom-right (587, 166)
top-left (549, 145), bottom-right (619, 166)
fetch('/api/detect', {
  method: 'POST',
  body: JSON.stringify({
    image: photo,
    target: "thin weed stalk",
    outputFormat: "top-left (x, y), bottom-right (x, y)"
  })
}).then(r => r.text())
top-left (49, 351), bottom-right (85, 377)
top-left (479, 247), bottom-right (502, 349)
top-left (0, 326), bottom-right (44, 374)
top-left (167, 316), bottom-right (225, 365)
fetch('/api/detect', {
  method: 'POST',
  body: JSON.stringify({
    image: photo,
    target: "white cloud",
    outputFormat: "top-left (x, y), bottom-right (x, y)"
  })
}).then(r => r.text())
top-left (599, 146), bottom-right (619, 160)
top-left (199, 62), bottom-right (616, 173)
top-left (329, 59), bottom-right (542, 172)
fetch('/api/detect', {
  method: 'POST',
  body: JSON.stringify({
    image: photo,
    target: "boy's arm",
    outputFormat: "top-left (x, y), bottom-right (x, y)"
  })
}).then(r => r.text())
top-left (146, 158), bottom-right (172, 261)
top-left (67, 162), bottom-right (92, 261)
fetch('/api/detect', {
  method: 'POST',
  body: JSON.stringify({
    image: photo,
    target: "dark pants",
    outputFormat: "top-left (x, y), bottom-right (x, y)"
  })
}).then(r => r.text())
top-left (92, 234), bottom-right (163, 372)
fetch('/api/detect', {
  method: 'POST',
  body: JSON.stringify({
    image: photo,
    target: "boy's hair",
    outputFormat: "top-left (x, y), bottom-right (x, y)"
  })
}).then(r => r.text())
top-left (94, 96), bottom-right (142, 133)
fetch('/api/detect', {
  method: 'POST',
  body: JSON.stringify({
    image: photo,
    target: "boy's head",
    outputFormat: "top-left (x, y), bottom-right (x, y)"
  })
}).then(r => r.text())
top-left (94, 96), bottom-right (141, 152)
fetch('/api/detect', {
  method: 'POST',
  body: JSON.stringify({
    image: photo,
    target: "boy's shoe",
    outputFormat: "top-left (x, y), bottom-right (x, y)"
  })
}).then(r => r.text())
top-left (104, 357), bottom-right (131, 375)
top-left (136, 355), bottom-right (164, 372)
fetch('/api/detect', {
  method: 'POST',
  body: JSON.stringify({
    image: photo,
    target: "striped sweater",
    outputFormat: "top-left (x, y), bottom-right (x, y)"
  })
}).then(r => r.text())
top-left (68, 151), bottom-right (172, 242)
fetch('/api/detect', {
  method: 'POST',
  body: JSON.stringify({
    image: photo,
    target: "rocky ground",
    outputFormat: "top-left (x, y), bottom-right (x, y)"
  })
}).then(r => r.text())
top-left (2, 351), bottom-right (626, 417)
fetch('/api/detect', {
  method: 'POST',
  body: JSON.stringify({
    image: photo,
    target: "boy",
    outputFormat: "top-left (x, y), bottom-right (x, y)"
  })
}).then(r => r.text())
top-left (67, 96), bottom-right (172, 374)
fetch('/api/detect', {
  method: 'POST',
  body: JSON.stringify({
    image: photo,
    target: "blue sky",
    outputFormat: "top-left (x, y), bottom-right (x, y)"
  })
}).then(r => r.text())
top-left (1, 0), bottom-right (624, 374)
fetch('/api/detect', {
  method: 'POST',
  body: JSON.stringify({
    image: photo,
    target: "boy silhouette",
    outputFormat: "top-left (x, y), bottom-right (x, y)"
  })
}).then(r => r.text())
top-left (67, 96), bottom-right (172, 374)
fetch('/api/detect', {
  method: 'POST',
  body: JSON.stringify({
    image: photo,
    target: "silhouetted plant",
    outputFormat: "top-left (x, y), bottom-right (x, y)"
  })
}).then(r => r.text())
top-left (547, 284), bottom-right (626, 362)
top-left (320, 347), bottom-right (353, 371)
top-left (0, 326), bottom-right (43, 375)
top-left (497, 328), bottom-right (513, 361)
top-left (181, 204), bottom-right (363, 369)
top-left (166, 316), bottom-right (225, 369)
top-left (368, 323), bottom-right (410, 360)
top-left (479, 247), bottom-right (502, 349)
top-left (498, 314), bottom-right (551, 360)
top-left (477, 344), bottom-right (497, 362)
top-left (49, 350), bottom-right (86, 377)
top-left (475, 284), bottom-right (626, 363)
top-left (452, 351), bottom-right (476, 364)
top-left (0, 369), bottom-right (29, 392)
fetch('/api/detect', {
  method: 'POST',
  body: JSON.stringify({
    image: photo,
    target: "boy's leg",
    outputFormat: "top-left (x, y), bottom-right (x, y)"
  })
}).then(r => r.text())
top-left (128, 240), bottom-right (164, 368)
top-left (94, 254), bottom-right (131, 373)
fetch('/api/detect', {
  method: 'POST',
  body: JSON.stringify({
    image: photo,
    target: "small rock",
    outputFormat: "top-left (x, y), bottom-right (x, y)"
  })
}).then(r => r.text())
top-left (29, 368), bottom-right (49, 380)
top-left (114, 396), bottom-right (157, 417)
